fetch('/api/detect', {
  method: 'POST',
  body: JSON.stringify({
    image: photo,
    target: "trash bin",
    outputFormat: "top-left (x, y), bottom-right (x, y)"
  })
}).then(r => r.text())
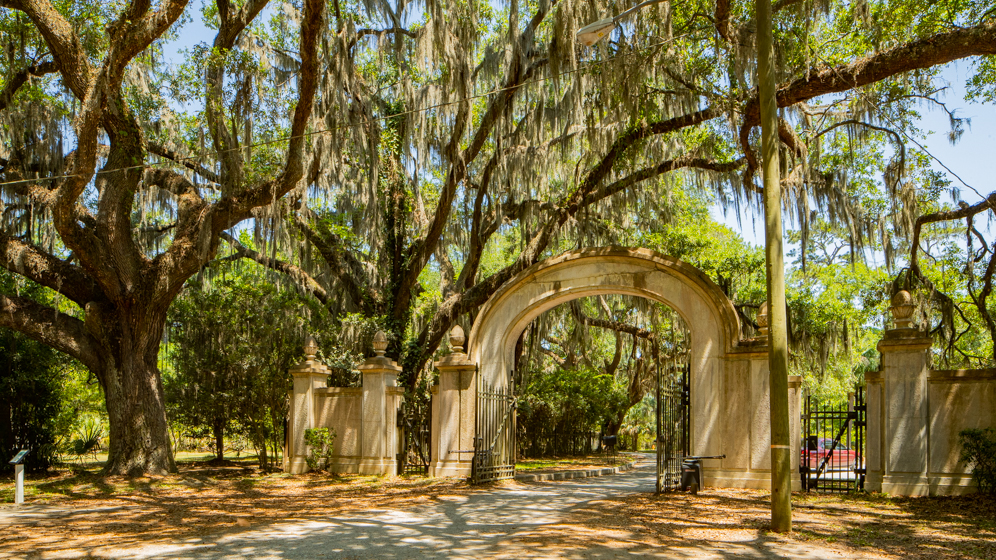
top-left (681, 459), bottom-right (702, 494)
top-left (601, 435), bottom-right (617, 453)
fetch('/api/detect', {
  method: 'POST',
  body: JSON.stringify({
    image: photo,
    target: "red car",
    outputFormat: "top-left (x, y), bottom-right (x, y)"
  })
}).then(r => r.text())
top-left (802, 437), bottom-right (858, 472)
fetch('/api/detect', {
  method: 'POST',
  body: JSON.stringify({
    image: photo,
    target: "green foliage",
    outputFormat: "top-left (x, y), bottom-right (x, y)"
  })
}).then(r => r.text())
top-left (959, 428), bottom-right (996, 494)
top-left (620, 395), bottom-right (656, 451)
top-left (518, 365), bottom-right (628, 457)
top-left (0, 272), bottom-right (92, 473)
top-left (0, 332), bottom-right (63, 473)
top-left (70, 416), bottom-right (104, 463)
top-left (164, 260), bottom-right (339, 470)
top-left (303, 427), bottom-right (337, 472)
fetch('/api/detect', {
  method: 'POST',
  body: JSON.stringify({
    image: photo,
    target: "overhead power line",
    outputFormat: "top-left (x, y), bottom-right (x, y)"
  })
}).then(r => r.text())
top-left (0, 30), bottom-right (702, 190)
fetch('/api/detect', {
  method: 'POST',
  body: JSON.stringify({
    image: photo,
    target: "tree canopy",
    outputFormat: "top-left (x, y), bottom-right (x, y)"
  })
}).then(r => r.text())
top-left (0, 0), bottom-right (994, 474)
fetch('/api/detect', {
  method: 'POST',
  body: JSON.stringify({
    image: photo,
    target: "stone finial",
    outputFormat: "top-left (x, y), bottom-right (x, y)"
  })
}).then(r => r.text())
top-left (757, 302), bottom-right (769, 337)
top-left (449, 325), bottom-right (466, 353)
top-left (304, 335), bottom-right (318, 359)
top-left (372, 330), bottom-right (388, 357)
top-left (890, 290), bottom-right (915, 329)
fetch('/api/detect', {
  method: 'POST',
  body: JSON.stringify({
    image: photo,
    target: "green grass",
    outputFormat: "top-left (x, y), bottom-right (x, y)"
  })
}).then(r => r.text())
top-left (52, 451), bottom-right (279, 470)
top-left (515, 454), bottom-right (625, 471)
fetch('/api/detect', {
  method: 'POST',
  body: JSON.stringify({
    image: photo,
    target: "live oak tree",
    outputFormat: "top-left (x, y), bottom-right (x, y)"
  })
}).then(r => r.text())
top-left (0, 0), bottom-right (325, 475)
top-left (1, 0), bottom-right (995, 476)
top-left (228, 0), bottom-right (996, 389)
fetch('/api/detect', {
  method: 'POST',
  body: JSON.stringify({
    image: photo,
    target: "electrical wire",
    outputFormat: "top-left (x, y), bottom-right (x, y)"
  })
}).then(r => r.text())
top-left (0, 29), bottom-right (704, 191)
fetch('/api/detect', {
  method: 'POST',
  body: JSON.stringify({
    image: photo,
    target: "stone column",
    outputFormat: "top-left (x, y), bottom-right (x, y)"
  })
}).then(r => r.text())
top-left (288, 336), bottom-right (331, 474)
top-left (867, 290), bottom-right (932, 495)
top-left (712, 305), bottom-right (802, 491)
top-left (357, 331), bottom-right (403, 475)
top-left (429, 326), bottom-right (476, 478)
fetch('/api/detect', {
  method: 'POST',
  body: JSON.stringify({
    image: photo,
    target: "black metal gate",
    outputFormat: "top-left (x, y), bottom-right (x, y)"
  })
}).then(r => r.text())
top-left (656, 360), bottom-right (690, 493)
top-left (398, 392), bottom-right (431, 476)
top-left (801, 386), bottom-right (865, 492)
top-left (472, 373), bottom-right (516, 483)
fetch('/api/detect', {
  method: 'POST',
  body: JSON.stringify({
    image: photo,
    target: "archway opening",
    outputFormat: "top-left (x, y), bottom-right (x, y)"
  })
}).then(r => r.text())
top-left (510, 294), bottom-right (692, 491)
top-left (430, 248), bottom-right (796, 491)
top-left (513, 295), bottom-right (688, 453)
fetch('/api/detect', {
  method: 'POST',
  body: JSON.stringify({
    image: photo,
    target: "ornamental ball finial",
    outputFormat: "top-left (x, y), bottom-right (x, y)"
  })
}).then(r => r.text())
top-left (372, 330), bottom-right (388, 357)
top-left (304, 335), bottom-right (318, 359)
top-left (890, 290), bottom-right (915, 329)
top-left (449, 325), bottom-right (466, 353)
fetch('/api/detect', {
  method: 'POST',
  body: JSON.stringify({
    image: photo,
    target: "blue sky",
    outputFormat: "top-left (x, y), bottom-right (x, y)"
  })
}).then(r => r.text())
top-left (162, 6), bottom-right (994, 256)
top-left (717, 62), bottom-right (996, 249)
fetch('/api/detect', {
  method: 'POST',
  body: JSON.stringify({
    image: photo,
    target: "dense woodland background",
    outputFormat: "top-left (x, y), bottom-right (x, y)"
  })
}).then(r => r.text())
top-left (1, 0), bottom-right (996, 474)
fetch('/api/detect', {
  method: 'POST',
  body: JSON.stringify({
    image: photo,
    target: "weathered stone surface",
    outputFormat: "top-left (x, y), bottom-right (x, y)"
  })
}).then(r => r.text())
top-left (461, 247), bottom-right (793, 490)
top-left (429, 350), bottom-right (476, 477)
top-left (869, 332), bottom-right (996, 495)
top-left (287, 336), bottom-right (403, 476)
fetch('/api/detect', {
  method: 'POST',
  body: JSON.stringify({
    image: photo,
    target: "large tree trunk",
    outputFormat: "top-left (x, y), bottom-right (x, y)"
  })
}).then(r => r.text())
top-left (92, 305), bottom-right (177, 476)
top-left (101, 359), bottom-right (176, 476)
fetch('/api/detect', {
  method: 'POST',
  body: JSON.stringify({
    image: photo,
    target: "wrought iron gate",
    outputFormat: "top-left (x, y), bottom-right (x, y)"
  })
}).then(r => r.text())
top-left (398, 392), bottom-right (431, 476)
top-left (656, 361), bottom-right (690, 493)
top-left (472, 373), bottom-right (517, 483)
top-left (801, 386), bottom-right (865, 492)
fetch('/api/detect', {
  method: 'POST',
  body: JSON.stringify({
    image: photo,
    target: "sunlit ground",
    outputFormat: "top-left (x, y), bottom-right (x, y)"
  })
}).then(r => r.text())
top-left (1, 459), bottom-right (993, 559)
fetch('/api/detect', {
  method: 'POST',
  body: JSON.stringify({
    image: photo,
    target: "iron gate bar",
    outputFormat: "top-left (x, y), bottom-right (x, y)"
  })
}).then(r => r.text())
top-left (657, 359), bottom-right (690, 493)
top-left (801, 386), bottom-right (865, 493)
top-left (398, 393), bottom-right (432, 476)
top-left (472, 371), bottom-right (516, 484)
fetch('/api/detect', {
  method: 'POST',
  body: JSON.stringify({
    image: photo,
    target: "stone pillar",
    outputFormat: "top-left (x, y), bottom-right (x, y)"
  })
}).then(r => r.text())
top-left (287, 336), bottom-right (331, 474)
top-left (867, 291), bottom-right (932, 495)
top-left (429, 326), bottom-right (476, 477)
top-left (357, 331), bottom-right (403, 475)
top-left (716, 324), bottom-right (802, 491)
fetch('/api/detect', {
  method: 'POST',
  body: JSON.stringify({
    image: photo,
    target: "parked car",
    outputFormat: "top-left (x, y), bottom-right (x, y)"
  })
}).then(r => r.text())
top-left (802, 436), bottom-right (857, 472)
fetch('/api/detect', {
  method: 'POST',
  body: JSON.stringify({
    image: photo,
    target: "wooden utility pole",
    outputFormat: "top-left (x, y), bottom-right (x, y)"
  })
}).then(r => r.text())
top-left (757, 0), bottom-right (793, 533)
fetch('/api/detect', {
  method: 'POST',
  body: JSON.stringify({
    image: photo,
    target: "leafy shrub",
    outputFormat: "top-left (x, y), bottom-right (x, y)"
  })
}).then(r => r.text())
top-left (959, 428), bottom-right (996, 494)
top-left (304, 427), bottom-right (337, 472)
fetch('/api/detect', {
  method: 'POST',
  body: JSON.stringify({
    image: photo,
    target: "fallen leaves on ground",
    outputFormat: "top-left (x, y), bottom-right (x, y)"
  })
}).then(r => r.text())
top-left (1, 464), bottom-right (994, 559)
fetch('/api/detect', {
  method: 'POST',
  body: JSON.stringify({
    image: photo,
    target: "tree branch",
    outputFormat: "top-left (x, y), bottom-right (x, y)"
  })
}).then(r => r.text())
top-left (219, 231), bottom-right (330, 305)
top-left (348, 26), bottom-right (416, 49)
top-left (0, 0), bottom-right (94, 98)
top-left (0, 59), bottom-right (57, 112)
top-left (294, 216), bottom-right (373, 311)
top-left (0, 231), bottom-right (98, 304)
top-left (211, 0), bottom-right (324, 232)
top-left (910, 191), bottom-right (996, 275)
top-left (714, 0), bottom-right (732, 41)
top-left (739, 22), bottom-right (996, 190)
top-left (0, 292), bottom-right (98, 368)
top-left (147, 141), bottom-right (221, 184)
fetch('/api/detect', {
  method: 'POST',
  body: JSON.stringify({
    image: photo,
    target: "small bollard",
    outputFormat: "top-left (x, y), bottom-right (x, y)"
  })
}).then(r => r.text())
top-left (9, 449), bottom-right (29, 505)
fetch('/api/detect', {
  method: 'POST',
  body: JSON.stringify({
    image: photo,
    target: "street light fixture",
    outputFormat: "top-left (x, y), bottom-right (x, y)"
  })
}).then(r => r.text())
top-left (576, 0), bottom-right (670, 46)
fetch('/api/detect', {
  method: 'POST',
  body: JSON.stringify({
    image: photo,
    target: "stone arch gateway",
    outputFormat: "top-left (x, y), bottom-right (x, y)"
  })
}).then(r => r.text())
top-left (430, 247), bottom-right (802, 490)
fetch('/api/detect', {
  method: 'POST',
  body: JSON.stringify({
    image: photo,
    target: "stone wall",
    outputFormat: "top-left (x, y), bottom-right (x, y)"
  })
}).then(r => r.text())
top-left (867, 317), bottom-right (996, 495)
top-left (314, 387), bottom-right (362, 472)
top-left (927, 368), bottom-right (996, 494)
top-left (285, 333), bottom-right (402, 476)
